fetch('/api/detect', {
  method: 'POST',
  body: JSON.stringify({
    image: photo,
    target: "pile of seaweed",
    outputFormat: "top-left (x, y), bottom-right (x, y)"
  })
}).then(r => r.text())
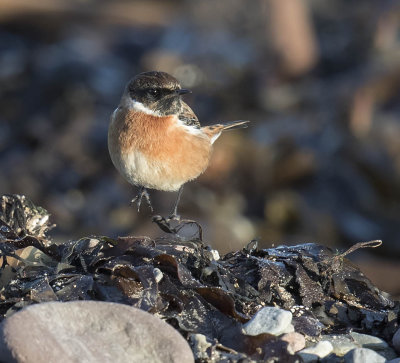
top-left (0, 194), bottom-right (398, 361)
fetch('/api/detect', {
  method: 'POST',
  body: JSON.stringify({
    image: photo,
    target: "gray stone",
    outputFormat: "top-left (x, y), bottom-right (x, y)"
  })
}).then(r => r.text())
top-left (350, 331), bottom-right (388, 350)
top-left (210, 249), bottom-right (220, 261)
top-left (387, 359), bottom-right (400, 363)
top-left (190, 334), bottom-right (212, 361)
top-left (322, 334), bottom-right (358, 356)
top-left (323, 333), bottom-right (395, 359)
top-left (282, 323), bottom-right (295, 334)
top-left (344, 348), bottom-right (386, 363)
top-left (153, 267), bottom-right (163, 283)
top-left (243, 306), bottom-right (292, 336)
top-left (393, 327), bottom-right (400, 354)
top-left (298, 341), bottom-right (334, 363)
top-left (0, 301), bottom-right (194, 363)
top-left (281, 332), bottom-right (306, 353)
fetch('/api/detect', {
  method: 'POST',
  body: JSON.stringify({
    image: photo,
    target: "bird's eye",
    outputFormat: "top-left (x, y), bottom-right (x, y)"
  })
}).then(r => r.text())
top-left (148, 88), bottom-right (160, 98)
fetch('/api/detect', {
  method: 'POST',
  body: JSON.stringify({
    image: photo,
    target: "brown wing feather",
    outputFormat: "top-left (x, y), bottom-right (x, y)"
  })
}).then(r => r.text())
top-left (178, 102), bottom-right (201, 128)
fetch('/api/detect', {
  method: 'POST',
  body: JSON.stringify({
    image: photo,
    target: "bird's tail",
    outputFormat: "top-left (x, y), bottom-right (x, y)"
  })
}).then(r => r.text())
top-left (201, 120), bottom-right (249, 143)
top-left (203, 120), bottom-right (249, 133)
top-left (219, 120), bottom-right (250, 131)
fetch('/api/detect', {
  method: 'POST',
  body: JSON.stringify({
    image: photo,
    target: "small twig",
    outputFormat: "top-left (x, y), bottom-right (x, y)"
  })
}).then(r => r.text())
top-left (320, 240), bottom-right (383, 275)
top-left (335, 240), bottom-right (382, 260)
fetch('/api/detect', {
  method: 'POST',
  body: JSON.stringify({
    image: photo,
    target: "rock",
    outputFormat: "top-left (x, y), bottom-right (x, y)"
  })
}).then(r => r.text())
top-left (387, 359), bottom-right (400, 363)
top-left (281, 332), bottom-right (306, 353)
top-left (292, 314), bottom-right (324, 336)
top-left (242, 306), bottom-right (292, 336)
top-left (153, 267), bottom-right (163, 283)
top-left (379, 348), bottom-right (399, 361)
top-left (393, 327), bottom-right (400, 354)
top-left (344, 348), bottom-right (386, 363)
top-left (189, 334), bottom-right (212, 361)
top-left (350, 332), bottom-right (388, 350)
top-left (322, 333), bottom-right (396, 360)
top-left (0, 301), bottom-right (194, 363)
top-left (322, 334), bottom-right (358, 356)
top-left (298, 341), bottom-right (334, 362)
top-left (282, 323), bottom-right (295, 334)
top-left (210, 249), bottom-right (220, 261)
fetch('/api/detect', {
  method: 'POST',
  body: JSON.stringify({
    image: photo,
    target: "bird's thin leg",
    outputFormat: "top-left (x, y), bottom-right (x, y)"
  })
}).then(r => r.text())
top-left (131, 187), bottom-right (153, 213)
top-left (169, 185), bottom-right (184, 221)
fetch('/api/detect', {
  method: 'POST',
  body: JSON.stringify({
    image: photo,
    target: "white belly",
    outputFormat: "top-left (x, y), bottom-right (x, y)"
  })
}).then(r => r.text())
top-left (114, 150), bottom-right (184, 191)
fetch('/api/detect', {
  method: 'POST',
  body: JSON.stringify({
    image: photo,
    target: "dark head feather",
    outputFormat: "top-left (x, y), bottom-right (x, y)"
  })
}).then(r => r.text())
top-left (124, 71), bottom-right (188, 115)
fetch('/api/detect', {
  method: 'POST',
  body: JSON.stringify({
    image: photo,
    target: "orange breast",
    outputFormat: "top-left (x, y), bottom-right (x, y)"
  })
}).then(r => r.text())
top-left (109, 109), bottom-right (212, 191)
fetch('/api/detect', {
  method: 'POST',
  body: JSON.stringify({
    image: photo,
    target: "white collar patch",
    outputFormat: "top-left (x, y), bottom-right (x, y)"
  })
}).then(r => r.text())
top-left (131, 100), bottom-right (161, 116)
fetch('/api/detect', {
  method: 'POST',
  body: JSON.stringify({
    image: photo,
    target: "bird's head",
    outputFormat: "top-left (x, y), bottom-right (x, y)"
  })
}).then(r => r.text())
top-left (121, 71), bottom-right (191, 116)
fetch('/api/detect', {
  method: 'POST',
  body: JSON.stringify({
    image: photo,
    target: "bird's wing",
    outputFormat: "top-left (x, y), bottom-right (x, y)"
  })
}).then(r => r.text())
top-left (178, 101), bottom-right (201, 128)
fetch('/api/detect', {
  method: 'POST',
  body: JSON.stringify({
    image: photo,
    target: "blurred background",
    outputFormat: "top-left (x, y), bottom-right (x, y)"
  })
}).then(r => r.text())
top-left (1, 0), bottom-right (400, 296)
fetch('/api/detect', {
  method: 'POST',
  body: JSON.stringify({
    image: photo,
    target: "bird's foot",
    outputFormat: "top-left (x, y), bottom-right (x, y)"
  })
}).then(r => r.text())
top-left (167, 213), bottom-right (181, 222)
top-left (131, 187), bottom-right (153, 213)
top-left (152, 215), bottom-right (202, 240)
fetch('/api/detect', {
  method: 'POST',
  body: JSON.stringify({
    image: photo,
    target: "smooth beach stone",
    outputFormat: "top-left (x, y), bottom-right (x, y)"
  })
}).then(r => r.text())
top-left (0, 301), bottom-right (194, 363)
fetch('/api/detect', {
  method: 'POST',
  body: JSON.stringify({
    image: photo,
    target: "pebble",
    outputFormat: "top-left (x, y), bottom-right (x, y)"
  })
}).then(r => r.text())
top-left (393, 327), bottom-right (400, 353)
top-left (281, 332), bottom-right (306, 353)
top-left (210, 249), bottom-right (220, 261)
top-left (344, 347), bottom-right (386, 363)
top-left (298, 341), bottom-right (333, 362)
top-left (243, 306), bottom-right (293, 336)
top-left (283, 323), bottom-right (295, 334)
top-left (153, 267), bottom-right (163, 283)
top-left (0, 301), bottom-right (194, 363)
top-left (321, 334), bottom-right (357, 356)
top-left (349, 331), bottom-right (388, 350)
top-left (190, 334), bottom-right (212, 361)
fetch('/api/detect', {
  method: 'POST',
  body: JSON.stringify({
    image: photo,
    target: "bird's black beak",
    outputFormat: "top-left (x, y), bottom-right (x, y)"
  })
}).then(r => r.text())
top-left (176, 89), bottom-right (192, 96)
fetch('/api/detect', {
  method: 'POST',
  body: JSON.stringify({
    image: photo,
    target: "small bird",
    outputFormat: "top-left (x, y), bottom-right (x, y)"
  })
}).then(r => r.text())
top-left (108, 71), bottom-right (249, 219)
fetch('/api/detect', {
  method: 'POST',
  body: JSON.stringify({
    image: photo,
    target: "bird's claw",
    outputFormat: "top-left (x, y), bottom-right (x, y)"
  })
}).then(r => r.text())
top-left (131, 187), bottom-right (153, 213)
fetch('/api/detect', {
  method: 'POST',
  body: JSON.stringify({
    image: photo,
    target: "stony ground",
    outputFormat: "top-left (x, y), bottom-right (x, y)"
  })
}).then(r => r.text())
top-left (0, 194), bottom-right (399, 362)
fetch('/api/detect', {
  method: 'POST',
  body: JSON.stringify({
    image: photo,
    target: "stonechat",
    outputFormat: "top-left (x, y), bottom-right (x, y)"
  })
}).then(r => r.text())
top-left (108, 71), bottom-right (249, 219)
